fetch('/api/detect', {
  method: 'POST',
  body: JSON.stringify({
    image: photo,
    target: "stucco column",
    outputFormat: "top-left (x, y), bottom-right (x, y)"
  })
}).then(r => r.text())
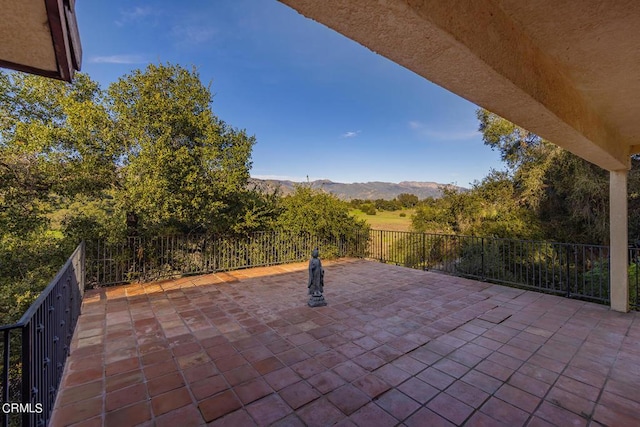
top-left (610, 170), bottom-right (629, 312)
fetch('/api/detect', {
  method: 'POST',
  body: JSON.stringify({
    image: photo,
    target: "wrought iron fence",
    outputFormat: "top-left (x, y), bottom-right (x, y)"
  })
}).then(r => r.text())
top-left (0, 242), bottom-right (85, 427)
top-left (86, 229), bottom-right (639, 308)
top-left (630, 247), bottom-right (640, 310)
top-left (86, 231), bottom-right (369, 287)
top-left (368, 230), bottom-right (611, 305)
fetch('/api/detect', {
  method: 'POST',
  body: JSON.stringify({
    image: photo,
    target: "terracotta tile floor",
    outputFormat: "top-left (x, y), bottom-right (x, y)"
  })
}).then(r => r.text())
top-left (49, 259), bottom-right (640, 426)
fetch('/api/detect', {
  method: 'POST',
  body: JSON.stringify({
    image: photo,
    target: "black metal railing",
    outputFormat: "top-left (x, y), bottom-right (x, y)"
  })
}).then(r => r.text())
top-left (86, 229), bottom-right (640, 309)
top-left (0, 242), bottom-right (85, 427)
top-left (87, 231), bottom-right (369, 287)
top-left (630, 247), bottom-right (640, 310)
top-left (368, 230), bottom-right (611, 305)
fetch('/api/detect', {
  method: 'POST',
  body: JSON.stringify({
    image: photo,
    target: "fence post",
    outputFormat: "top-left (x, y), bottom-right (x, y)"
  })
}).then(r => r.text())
top-left (21, 325), bottom-right (32, 427)
top-left (481, 237), bottom-right (485, 280)
top-left (566, 246), bottom-right (572, 298)
top-left (422, 233), bottom-right (426, 270)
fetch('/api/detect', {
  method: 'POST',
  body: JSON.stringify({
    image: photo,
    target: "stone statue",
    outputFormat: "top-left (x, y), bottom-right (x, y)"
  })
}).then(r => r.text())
top-left (307, 248), bottom-right (327, 307)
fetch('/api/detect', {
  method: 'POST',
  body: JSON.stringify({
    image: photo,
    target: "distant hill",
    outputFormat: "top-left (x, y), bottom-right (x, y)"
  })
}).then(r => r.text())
top-left (248, 178), bottom-right (466, 200)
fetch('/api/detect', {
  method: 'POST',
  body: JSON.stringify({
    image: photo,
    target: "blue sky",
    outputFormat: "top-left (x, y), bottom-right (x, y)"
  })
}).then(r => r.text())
top-left (75, 1), bottom-right (504, 187)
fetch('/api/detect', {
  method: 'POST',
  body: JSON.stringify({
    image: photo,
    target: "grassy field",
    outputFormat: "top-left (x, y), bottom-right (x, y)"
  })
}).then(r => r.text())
top-left (350, 208), bottom-right (414, 231)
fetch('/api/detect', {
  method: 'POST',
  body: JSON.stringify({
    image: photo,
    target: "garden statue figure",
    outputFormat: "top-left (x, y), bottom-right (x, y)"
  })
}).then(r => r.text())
top-left (307, 248), bottom-right (327, 307)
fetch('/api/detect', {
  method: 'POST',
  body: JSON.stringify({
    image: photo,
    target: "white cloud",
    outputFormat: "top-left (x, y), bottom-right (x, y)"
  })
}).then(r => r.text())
top-left (116, 6), bottom-right (155, 26)
top-left (341, 130), bottom-right (361, 138)
top-left (409, 120), bottom-right (479, 141)
top-left (89, 54), bottom-right (151, 64)
top-left (171, 25), bottom-right (217, 46)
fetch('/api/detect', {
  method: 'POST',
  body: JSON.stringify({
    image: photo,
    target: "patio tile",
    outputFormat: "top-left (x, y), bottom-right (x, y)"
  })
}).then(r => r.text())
top-left (252, 356), bottom-right (284, 375)
top-left (336, 342), bottom-right (367, 358)
top-left (534, 401), bottom-right (588, 427)
top-left (183, 361), bottom-right (217, 383)
top-left (151, 387), bottom-right (192, 416)
top-left (546, 386), bottom-right (595, 418)
top-left (461, 370), bottom-right (503, 394)
top-left (308, 370), bottom-right (346, 394)
top-left (427, 392), bottom-right (474, 425)
top-left (593, 403), bottom-right (640, 427)
top-left (397, 377), bottom-right (438, 404)
top-left (480, 396), bottom-right (530, 426)
top-left (353, 374), bottom-right (391, 398)
top-left (198, 390), bottom-right (242, 422)
top-left (405, 407), bottom-right (456, 427)
top-left (556, 375), bottom-right (600, 402)
top-left (51, 397), bottom-right (102, 426)
top-left (316, 349), bottom-right (349, 368)
top-left (291, 358), bottom-right (327, 379)
top-left (476, 359), bottom-right (515, 381)
top-left (390, 354), bottom-right (427, 375)
top-left (147, 371), bottom-right (185, 396)
top-left (374, 389), bottom-right (421, 421)
top-left (333, 360), bottom-right (369, 383)
top-left (447, 347), bottom-right (484, 368)
top-left (57, 380), bottom-right (103, 407)
top-left (105, 401), bottom-right (152, 426)
top-left (517, 362), bottom-right (559, 385)
top-left (276, 414), bottom-right (313, 427)
top-left (446, 380), bottom-right (490, 409)
top-left (496, 383), bottom-right (540, 413)
top-left (408, 346), bottom-right (442, 365)
top-left (326, 384), bottom-right (370, 416)
top-left (349, 402), bottom-right (398, 427)
top-left (264, 367), bottom-right (302, 390)
top-left (432, 357), bottom-right (471, 379)
top-left (64, 367), bottom-right (103, 387)
top-left (143, 359), bottom-right (178, 381)
top-left (191, 374), bottom-right (228, 401)
top-left (280, 381), bottom-right (321, 409)
top-left (464, 411), bottom-right (510, 427)
top-left (214, 353), bottom-right (248, 372)
top-left (596, 391), bottom-right (640, 419)
top-left (352, 352), bottom-right (386, 371)
top-left (246, 394), bottom-right (293, 427)
top-left (105, 382), bottom-right (148, 412)
top-left (50, 260), bottom-right (640, 426)
top-left (563, 365), bottom-right (607, 389)
top-left (224, 364), bottom-right (261, 386)
top-left (417, 367), bottom-right (456, 390)
top-left (155, 404), bottom-right (205, 427)
top-left (296, 397), bottom-right (344, 427)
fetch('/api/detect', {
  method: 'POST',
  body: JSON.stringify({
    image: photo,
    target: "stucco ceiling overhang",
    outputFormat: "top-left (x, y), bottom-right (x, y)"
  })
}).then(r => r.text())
top-left (0, 0), bottom-right (81, 82)
top-left (280, 0), bottom-right (640, 171)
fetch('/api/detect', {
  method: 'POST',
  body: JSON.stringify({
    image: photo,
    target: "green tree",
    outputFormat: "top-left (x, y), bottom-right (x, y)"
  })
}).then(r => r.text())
top-left (278, 185), bottom-right (369, 240)
top-left (0, 64), bottom-right (265, 321)
top-left (0, 71), bottom-right (119, 321)
top-left (107, 63), bottom-right (255, 235)
top-left (477, 108), bottom-right (618, 244)
top-left (411, 173), bottom-right (540, 238)
top-left (397, 193), bottom-right (419, 208)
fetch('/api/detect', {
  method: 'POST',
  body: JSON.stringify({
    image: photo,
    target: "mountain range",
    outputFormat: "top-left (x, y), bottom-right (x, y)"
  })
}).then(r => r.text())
top-left (248, 178), bottom-right (466, 200)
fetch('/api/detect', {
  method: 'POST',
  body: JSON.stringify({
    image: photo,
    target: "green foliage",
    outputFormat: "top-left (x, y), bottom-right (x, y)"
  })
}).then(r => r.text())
top-left (277, 186), bottom-right (369, 257)
top-left (411, 172), bottom-right (541, 239)
top-left (476, 109), bottom-right (626, 245)
top-left (0, 64), bottom-right (266, 323)
top-left (360, 203), bottom-right (377, 215)
top-left (108, 63), bottom-right (256, 235)
top-left (396, 193), bottom-right (419, 208)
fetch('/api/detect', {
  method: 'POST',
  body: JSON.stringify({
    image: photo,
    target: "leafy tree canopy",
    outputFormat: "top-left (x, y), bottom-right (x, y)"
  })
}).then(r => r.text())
top-left (277, 185), bottom-right (369, 240)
